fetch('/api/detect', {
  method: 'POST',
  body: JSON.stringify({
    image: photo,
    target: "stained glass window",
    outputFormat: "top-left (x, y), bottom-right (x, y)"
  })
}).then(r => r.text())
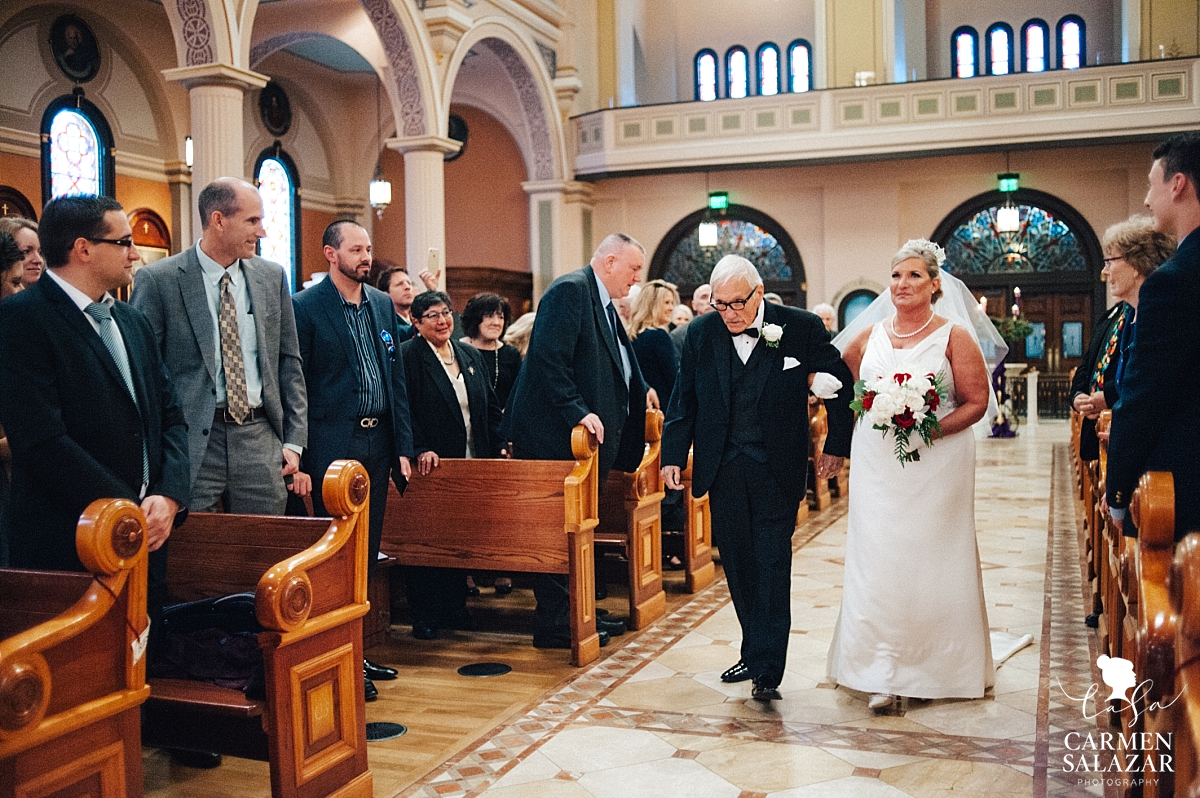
top-left (1023, 20), bottom-right (1048, 72)
top-left (695, 50), bottom-right (717, 101)
top-left (944, 204), bottom-right (1087, 275)
top-left (726, 47), bottom-right (749, 99)
top-left (49, 108), bottom-right (101, 198)
top-left (665, 219), bottom-right (791, 286)
top-left (987, 24), bottom-right (1013, 75)
top-left (789, 40), bottom-right (811, 92)
top-left (1058, 16), bottom-right (1084, 69)
top-left (757, 44), bottom-right (779, 96)
top-left (953, 28), bottom-right (979, 78)
top-left (257, 157), bottom-right (295, 291)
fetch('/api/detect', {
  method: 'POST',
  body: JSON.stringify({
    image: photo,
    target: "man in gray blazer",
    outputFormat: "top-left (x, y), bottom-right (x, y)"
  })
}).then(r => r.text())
top-left (131, 177), bottom-right (308, 515)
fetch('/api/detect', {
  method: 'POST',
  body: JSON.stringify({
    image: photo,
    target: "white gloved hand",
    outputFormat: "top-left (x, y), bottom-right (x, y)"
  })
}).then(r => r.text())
top-left (810, 372), bottom-right (843, 399)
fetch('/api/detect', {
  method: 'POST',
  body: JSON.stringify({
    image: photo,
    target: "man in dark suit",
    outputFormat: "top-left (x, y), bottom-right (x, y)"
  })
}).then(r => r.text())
top-left (131, 177), bottom-right (308, 515)
top-left (1107, 133), bottom-right (1200, 539)
top-left (662, 254), bottom-right (853, 701)
top-left (0, 194), bottom-right (189, 624)
top-left (293, 220), bottom-right (414, 698)
top-left (504, 233), bottom-right (657, 648)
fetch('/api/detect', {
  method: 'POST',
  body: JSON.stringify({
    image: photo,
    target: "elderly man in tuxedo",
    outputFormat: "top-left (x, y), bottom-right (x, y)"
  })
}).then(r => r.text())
top-left (131, 177), bottom-right (308, 515)
top-left (662, 254), bottom-right (854, 700)
top-left (1107, 133), bottom-right (1200, 538)
top-left (504, 232), bottom-right (657, 648)
top-left (0, 194), bottom-right (189, 637)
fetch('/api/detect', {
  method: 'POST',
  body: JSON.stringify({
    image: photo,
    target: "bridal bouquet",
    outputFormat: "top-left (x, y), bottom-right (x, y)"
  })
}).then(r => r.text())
top-left (851, 371), bottom-right (948, 466)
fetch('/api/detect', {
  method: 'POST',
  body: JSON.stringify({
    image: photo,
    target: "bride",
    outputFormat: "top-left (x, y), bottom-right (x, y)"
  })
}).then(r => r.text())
top-left (825, 239), bottom-right (1005, 709)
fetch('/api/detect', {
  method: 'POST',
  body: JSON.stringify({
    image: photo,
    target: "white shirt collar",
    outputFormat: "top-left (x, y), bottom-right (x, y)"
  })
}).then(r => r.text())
top-left (196, 242), bottom-right (242, 285)
top-left (734, 295), bottom-right (765, 337)
top-left (593, 269), bottom-right (613, 309)
top-left (46, 268), bottom-right (113, 311)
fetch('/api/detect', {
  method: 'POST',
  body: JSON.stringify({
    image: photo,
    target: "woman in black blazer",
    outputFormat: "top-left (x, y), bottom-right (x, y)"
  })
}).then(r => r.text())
top-left (399, 290), bottom-right (504, 639)
top-left (1070, 217), bottom-right (1174, 461)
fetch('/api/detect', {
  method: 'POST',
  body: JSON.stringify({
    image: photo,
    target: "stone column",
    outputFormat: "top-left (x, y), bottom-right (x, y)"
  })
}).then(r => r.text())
top-left (386, 136), bottom-right (461, 288)
top-left (166, 161), bottom-right (191, 254)
top-left (523, 180), bottom-right (594, 300)
top-left (162, 64), bottom-right (269, 241)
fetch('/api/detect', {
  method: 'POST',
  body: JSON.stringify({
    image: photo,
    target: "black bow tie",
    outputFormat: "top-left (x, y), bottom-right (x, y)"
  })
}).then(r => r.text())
top-left (732, 327), bottom-right (759, 339)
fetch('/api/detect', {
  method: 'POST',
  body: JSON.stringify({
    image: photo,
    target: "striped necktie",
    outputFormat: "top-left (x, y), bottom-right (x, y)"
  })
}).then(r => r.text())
top-left (85, 302), bottom-right (149, 488)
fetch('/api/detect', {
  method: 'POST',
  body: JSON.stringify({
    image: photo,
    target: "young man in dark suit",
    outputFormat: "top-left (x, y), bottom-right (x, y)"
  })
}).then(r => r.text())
top-left (1107, 133), bottom-right (1200, 539)
top-left (504, 233), bottom-right (658, 648)
top-left (662, 254), bottom-right (854, 700)
top-left (0, 193), bottom-right (189, 625)
top-left (292, 220), bottom-right (414, 699)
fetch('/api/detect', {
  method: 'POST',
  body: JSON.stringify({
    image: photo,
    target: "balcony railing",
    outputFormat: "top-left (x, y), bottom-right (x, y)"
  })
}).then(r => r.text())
top-left (572, 58), bottom-right (1199, 177)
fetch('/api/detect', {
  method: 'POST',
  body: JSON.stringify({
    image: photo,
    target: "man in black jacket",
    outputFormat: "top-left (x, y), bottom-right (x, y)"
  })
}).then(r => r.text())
top-left (1107, 133), bottom-right (1200, 539)
top-left (504, 233), bottom-right (657, 648)
top-left (662, 254), bottom-right (854, 700)
top-left (0, 194), bottom-right (189, 626)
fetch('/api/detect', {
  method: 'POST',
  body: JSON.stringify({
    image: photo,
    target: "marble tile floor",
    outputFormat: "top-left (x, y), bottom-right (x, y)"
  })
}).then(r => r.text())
top-left (403, 421), bottom-right (1120, 798)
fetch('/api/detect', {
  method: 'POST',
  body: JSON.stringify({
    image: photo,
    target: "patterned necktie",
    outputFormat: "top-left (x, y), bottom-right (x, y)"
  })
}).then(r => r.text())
top-left (219, 271), bottom-right (250, 424)
top-left (85, 302), bottom-right (149, 487)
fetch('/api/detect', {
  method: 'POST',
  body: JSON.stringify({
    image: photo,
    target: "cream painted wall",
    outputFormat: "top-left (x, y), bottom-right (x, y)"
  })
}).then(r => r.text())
top-left (925, 0), bottom-right (1118, 78)
top-left (587, 141), bottom-right (1155, 310)
top-left (1142, 0), bottom-right (1200, 58)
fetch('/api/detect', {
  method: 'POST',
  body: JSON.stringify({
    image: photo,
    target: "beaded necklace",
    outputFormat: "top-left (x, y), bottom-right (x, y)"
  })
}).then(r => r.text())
top-left (1091, 304), bottom-right (1129, 391)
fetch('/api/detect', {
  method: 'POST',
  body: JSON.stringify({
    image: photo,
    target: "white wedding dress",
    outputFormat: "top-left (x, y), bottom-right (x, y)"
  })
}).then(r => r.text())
top-left (827, 321), bottom-right (995, 699)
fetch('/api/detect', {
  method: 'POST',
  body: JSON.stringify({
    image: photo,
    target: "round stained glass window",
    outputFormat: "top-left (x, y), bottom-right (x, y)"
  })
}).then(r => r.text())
top-left (944, 204), bottom-right (1087, 275)
top-left (665, 219), bottom-right (792, 287)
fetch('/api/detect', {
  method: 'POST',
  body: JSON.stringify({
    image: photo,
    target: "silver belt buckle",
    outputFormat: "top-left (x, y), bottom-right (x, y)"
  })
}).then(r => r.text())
top-left (359, 417), bottom-right (380, 428)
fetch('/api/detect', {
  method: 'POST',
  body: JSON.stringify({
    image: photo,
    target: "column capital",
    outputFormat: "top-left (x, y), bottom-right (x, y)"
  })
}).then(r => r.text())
top-left (162, 63), bottom-right (269, 91)
top-left (521, 179), bottom-right (593, 204)
top-left (386, 136), bottom-right (461, 156)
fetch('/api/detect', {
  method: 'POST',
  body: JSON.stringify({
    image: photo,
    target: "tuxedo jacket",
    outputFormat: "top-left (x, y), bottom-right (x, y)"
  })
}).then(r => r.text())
top-left (1107, 228), bottom-right (1200, 536)
top-left (662, 302), bottom-right (855, 505)
top-left (1069, 302), bottom-right (1126, 461)
top-left (130, 245), bottom-right (308, 487)
top-left (399, 337), bottom-right (503, 459)
top-left (503, 266), bottom-right (647, 480)
top-left (292, 278), bottom-right (414, 478)
top-left (0, 274), bottom-right (190, 570)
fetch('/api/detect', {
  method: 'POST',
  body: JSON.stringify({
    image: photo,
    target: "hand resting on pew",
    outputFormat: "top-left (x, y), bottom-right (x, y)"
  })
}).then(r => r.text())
top-left (141, 493), bottom-right (179, 551)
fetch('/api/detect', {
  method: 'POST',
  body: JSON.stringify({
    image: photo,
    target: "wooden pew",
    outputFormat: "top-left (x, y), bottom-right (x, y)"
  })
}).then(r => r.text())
top-left (382, 426), bottom-right (602, 666)
top-left (0, 499), bottom-right (149, 798)
top-left (595, 410), bottom-right (666, 630)
top-left (1097, 410), bottom-right (1138, 662)
top-left (1171, 530), bottom-right (1200, 797)
top-left (142, 461), bottom-right (373, 798)
top-left (678, 449), bottom-right (715, 593)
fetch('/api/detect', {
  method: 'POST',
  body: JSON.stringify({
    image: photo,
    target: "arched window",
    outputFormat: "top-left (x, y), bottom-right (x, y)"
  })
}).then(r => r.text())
top-left (726, 46), bottom-right (749, 99)
top-left (952, 26), bottom-right (979, 78)
top-left (694, 49), bottom-right (718, 101)
top-left (788, 39), bottom-right (812, 92)
top-left (1057, 15), bottom-right (1085, 69)
top-left (1021, 19), bottom-right (1049, 72)
top-left (40, 96), bottom-right (115, 204)
top-left (839, 289), bottom-right (878, 331)
top-left (756, 43), bottom-right (780, 96)
top-left (255, 149), bottom-right (301, 292)
top-left (986, 23), bottom-right (1014, 75)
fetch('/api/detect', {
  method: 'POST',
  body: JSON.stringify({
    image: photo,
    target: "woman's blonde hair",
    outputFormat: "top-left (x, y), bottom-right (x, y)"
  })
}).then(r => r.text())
top-left (1102, 215), bottom-right (1176, 277)
top-left (891, 240), bottom-right (944, 303)
top-left (627, 279), bottom-right (679, 339)
top-left (503, 312), bottom-right (537, 357)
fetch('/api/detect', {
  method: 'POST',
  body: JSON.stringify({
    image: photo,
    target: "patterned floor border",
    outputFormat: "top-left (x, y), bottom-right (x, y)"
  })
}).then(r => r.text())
top-left (403, 446), bottom-right (1102, 798)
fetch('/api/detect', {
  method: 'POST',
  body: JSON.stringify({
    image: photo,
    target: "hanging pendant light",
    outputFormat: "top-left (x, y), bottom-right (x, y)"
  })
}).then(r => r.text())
top-left (369, 75), bottom-right (391, 218)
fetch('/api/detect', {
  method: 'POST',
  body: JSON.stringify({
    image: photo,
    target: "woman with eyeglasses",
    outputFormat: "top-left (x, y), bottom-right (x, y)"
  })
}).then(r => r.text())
top-left (398, 290), bottom-right (505, 639)
top-left (1070, 217), bottom-right (1175, 461)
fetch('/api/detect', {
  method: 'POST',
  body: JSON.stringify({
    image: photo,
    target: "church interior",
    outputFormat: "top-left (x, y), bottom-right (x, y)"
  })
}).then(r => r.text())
top-left (0, 0), bottom-right (1197, 796)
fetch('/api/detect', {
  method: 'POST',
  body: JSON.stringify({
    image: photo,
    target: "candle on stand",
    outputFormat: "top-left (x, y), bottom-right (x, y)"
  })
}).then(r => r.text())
top-left (1011, 303), bottom-right (1019, 318)
top-left (979, 295), bottom-right (988, 314)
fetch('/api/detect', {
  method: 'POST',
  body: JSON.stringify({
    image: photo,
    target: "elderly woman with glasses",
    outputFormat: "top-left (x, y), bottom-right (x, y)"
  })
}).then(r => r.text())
top-left (1070, 216), bottom-right (1175, 461)
top-left (398, 290), bottom-right (505, 639)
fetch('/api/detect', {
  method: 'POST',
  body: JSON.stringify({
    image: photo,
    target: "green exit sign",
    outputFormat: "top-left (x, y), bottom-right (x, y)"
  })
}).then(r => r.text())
top-left (708, 191), bottom-right (729, 210)
top-left (998, 173), bottom-right (1019, 193)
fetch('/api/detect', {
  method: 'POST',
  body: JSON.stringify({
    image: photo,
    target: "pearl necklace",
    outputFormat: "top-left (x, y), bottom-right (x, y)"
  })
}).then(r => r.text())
top-left (890, 311), bottom-right (935, 339)
top-left (439, 346), bottom-right (455, 366)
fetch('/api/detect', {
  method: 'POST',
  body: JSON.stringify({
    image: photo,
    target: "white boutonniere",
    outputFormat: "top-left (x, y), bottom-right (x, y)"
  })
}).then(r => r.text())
top-left (761, 323), bottom-right (785, 348)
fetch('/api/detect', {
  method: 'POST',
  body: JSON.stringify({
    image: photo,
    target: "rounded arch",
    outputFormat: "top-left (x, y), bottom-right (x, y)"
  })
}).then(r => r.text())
top-left (649, 204), bottom-right (806, 307)
top-left (442, 19), bottom-right (568, 182)
top-left (359, 0), bottom-right (438, 137)
top-left (41, 94), bottom-right (116, 204)
top-left (254, 145), bottom-right (301, 291)
top-left (160, 0), bottom-right (224, 66)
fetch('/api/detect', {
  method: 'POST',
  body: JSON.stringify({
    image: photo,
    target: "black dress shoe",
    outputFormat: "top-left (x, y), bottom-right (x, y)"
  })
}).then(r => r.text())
top-left (1084, 613), bottom-right (1100, 628)
top-left (364, 676), bottom-right (378, 702)
top-left (169, 749), bottom-right (222, 769)
top-left (597, 617), bottom-right (627, 636)
top-left (494, 581), bottom-right (513, 595)
top-left (364, 659), bottom-right (398, 681)
top-left (411, 622), bottom-right (438, 640)
top-left (721, 660), bottom-right (751, 683)
top-left (533, 630), bottom-right (610, 649)
top-left (751, 678), bottom-right (782, 702)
